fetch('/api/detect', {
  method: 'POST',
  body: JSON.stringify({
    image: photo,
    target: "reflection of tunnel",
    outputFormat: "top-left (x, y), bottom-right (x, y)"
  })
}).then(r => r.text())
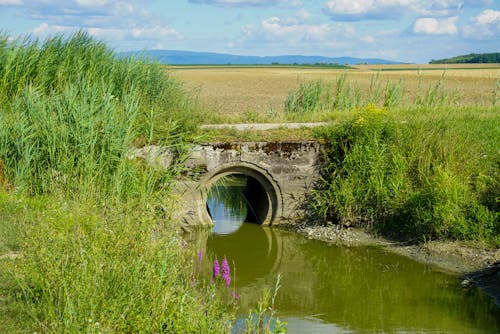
top-left (206, 223), bottom-right (282, 286)
top-left (201, 164), bottom-right (282, 226)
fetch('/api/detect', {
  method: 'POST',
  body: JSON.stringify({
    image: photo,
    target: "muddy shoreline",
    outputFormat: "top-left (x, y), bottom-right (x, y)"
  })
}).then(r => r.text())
top-left (291, 224), bottom-right (500, 307)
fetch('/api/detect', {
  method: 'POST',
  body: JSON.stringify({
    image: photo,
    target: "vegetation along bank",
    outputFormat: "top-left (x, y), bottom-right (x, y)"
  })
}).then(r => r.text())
top-left (0, 33), bottom-right (280, 333)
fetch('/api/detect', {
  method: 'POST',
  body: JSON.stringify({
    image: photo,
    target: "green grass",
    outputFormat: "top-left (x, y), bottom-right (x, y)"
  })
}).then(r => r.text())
top-left (311, 105), bottom-right (500, 245)
top-left (0, 193), bottom-right (235, 333)
top-left (0, 32), bottom-right (240, 333)
top-left (282, 73), bottom-right (467, 117)
top-left (0, 32), bottom-right (202, 197)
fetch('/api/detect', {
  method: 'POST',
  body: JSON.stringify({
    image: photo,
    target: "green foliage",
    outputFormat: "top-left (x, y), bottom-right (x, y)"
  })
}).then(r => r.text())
top-left (0, 32), bottom-right (199, 198)
top-left (241, 274), bottom-right (287, 334)
top-left (313, 105), bottom-right (500, 245)
top-left (0, 32), bottom-right (240, 333)
top-left (283, 74), bottom-right (365, 115)
top-left (284, 80), bottom-right (328, 114)
top-left (0, 193), bottom-right (234, 333)
top-left (414, 73), bottom-right (459, 108)
top-left (430, 52), bottom-right (500, 64)
top-left (282, 71), bottom-right (498, 119)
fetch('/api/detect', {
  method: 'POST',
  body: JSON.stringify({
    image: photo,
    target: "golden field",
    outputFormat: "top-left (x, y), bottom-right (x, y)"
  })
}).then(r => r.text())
top-left (170, 64), bottom-right (500, 124)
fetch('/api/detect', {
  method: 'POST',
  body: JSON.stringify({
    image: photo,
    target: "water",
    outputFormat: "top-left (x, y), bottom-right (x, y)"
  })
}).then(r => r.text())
top-left (189, 176), bottom-right (500, 333)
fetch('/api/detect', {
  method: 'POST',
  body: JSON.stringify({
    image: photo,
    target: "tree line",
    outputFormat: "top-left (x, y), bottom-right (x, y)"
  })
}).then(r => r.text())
top-left (430, 52), bottom-right (500, 64)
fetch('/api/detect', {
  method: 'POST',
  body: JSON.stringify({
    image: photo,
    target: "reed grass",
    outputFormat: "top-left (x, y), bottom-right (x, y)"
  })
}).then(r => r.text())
top-left (0, 33), bottom-right (239, 333)
top-left (0, 32), bottom-right (200, 198)
top-left (283, 73), bottom-right (469, 116)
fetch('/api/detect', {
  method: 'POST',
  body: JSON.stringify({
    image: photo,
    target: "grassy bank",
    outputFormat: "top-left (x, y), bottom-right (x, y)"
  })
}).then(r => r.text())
top-left (0, 194), bottom-right (234, 333)
top-left (0, 33), bottom-right (237, 333)
top-left (311, 104), bottom-right (499, 245)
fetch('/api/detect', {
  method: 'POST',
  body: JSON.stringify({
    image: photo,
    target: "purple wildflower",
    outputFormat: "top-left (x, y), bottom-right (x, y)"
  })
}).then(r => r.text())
top-left (197, 250), bottom-right (203, 264)
top-left (221, 257), bottom-right (231, 287)
top-left (212, 258), bottom-right (220, 279)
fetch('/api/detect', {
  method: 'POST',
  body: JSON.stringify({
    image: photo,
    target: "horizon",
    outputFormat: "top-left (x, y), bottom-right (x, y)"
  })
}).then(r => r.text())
top-left (1, 1), bottom-right (499, 64)
top-left (124, 49), bottom-right (403, 62)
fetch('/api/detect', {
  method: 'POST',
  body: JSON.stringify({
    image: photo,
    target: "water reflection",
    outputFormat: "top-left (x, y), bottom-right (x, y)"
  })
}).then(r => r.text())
top-left (196, 177), bottom-right (500, 333)
top-left (207, 175), bottom-right (249, 235)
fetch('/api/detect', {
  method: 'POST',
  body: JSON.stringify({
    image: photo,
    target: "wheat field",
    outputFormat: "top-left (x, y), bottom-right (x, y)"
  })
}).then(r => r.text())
top-left (170, 64), bottom-right (500, 123)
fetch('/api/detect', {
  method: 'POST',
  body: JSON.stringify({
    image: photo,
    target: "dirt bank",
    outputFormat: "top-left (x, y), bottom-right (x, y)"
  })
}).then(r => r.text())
top-left (293, 224), bottom-right (500, 307)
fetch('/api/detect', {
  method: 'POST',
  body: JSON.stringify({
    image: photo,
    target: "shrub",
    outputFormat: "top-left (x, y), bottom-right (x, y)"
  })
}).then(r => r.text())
top-left (313, 105), bottom-right (499, 245)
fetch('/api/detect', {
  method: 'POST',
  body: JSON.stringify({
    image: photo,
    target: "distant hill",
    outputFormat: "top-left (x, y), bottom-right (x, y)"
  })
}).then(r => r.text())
top-left (119, 50), bottom-right (401, 65)
top-left (430, 53), bottom-right (500, 64)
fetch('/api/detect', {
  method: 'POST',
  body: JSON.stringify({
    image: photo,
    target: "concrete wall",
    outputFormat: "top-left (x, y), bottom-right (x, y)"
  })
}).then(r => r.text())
top-left (133, 141), bottom-right (322, 225)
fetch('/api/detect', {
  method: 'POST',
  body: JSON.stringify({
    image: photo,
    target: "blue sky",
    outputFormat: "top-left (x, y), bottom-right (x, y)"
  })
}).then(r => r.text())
top-left (1, 0), bottom-right (499, 63)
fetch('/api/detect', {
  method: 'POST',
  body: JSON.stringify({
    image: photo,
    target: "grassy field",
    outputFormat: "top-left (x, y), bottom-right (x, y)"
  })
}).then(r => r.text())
top-left (171, 64), bottom-right (500, 124)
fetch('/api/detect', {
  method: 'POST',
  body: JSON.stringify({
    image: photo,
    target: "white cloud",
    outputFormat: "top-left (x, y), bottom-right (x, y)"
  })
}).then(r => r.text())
top-left (76, 0), bottom-right (110, 6)
top-left (259, 16), bottom-right (340, 41)
top-left (412, 16), bottom-right (458, 35)
top-left (33, 22), bottom-right (181, 43)
top-left (463, 9), bottom-right (500, 39)
top-left (0, 0), bottom-right (22, 4)
top-left (188, 0), bottom-right (301, 7)
top-left (130, 26), bottom-right (181, 40)
top-left (296, 9), bottom-right (312, 22)
top-left (241, 14), bottom-right (379, 53)
top-left (33, 22), bottom-right (79, 36)
top-left (474, 9), bottom-right (500, 25)
top-left (323, 0), bottom-right (490, 21)
top-left (26, 1), bottom-right (181, 47)
top-left (361, 35), bottom-right (375, 43)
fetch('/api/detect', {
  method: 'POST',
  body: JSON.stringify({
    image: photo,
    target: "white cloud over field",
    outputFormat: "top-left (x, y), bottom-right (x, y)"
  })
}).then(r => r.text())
top-left (323, 0), bottom-right (492, 20)
top-left (413, 17), bottom-right (458, 35)
top-left (188, 0), bottom-right (302, 7)
top-left (463, 9), bottom-right (500, 39)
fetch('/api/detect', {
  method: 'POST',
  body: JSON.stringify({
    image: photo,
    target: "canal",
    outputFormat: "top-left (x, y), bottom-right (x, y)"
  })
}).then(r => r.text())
top-left (185, 175), bottom-right (500, 333)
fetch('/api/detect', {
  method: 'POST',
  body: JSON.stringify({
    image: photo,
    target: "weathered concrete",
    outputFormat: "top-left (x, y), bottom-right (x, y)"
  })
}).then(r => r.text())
top-left (133, 141), bottom-right (322, 225)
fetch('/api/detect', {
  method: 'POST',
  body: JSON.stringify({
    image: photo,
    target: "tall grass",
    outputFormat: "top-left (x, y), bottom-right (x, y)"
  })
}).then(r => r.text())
top-left (0, 33), bottom-right (241, 333)
top-left (0, 32), bottom-right (199, 198)
top-left (284, 73), bottom-right (472, 117)
top-left (312, 104), bottom-right (499, 245)
top-left (1, 194), bottom-right (235, 333)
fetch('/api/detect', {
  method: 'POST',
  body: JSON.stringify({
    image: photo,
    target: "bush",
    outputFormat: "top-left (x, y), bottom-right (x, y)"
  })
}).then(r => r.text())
top-left (0, 33), bottom-right (239, 333)
top-left (313, 104), bottom-right (500, 245)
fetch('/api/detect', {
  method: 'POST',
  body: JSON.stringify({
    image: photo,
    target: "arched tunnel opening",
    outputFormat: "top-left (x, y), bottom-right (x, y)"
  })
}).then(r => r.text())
top-left (204, 167), bottom-right (280, 233)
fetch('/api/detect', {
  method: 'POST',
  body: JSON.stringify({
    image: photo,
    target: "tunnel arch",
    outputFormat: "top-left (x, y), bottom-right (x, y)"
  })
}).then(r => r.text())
top-left (198, 162), bottom-right (283, 226)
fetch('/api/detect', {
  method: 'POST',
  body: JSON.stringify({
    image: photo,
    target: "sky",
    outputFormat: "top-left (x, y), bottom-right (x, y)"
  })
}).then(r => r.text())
top-left (0, 0), bottom-right (499, 63)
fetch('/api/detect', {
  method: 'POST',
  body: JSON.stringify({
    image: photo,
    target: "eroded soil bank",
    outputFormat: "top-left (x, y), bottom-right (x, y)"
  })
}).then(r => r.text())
top-left (293, 224), bottom-right (500, 307)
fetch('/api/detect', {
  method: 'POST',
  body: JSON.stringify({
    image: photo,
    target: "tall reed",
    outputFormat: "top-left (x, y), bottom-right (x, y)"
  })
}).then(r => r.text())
top-left (0, 33), bottom-right (240, 333)
top-left (0, 32), bottom-right (198, 198)
top-left (283, 72), bottom-right (488, 118)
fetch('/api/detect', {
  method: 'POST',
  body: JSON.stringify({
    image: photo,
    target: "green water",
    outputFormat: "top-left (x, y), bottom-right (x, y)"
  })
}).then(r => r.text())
top-left (189, 177), bottom-right (500, 333)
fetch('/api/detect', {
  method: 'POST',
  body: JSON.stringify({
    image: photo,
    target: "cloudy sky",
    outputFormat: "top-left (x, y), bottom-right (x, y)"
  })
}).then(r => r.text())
top-left (1, 0), bottom-right (499, 63)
